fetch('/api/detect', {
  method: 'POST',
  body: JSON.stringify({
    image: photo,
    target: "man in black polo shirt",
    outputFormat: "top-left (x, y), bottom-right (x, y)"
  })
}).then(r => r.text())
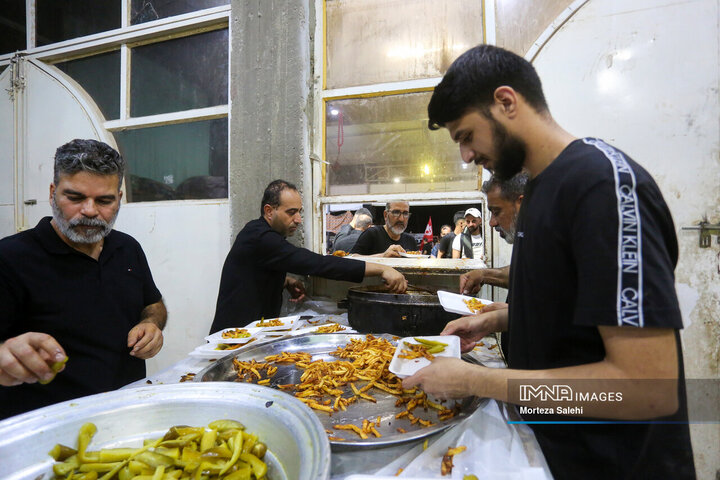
top-left (211, 180), bottom-right (406, 333)
top-left (404, 45), bottom-right (695, 478)
top-left (349, 201), bottom-right (417, 256)
top-left (0, 139), bottom-right (167, 420)
top-left (436, 211), bottom-right (465, 258)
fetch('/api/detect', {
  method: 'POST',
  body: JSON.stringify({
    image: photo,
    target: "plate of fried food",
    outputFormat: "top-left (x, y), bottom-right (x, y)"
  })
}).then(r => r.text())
top-left (388, 336), bottom-right (461, 379)
top-left (399, 251), bottom-right (431, 258)
top-left (245, 315), bottom-right (301, 332)
top-left (195, 333), bottom-right (484, 450)
top-left (437, 290), bottom-right (493, 315)
top-left (205, 327), bottom-right (264, 344)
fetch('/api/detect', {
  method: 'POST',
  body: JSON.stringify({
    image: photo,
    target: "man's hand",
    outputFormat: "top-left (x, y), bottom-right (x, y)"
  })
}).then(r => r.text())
top-left (383, 244), bottom-right (406, 258)
top-left (459, 269), bottom-right (486, 295)
top-left (128, 323), bottom-right (163, 359)
top-left (381, 266), bottom-right (407, 293)
top-left (441, 308), bottom-right (508, 353)
top-left (284, 276), bottom-right (307, 303)
top-left (402, 357), bottom-right (480, 399)
top-left (0, 332), bottom-right (67, 386)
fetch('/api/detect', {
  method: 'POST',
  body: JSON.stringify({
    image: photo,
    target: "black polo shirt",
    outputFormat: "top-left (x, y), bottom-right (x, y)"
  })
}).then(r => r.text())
top-left (0, 217), bottom-right (162, 419)
top-left (211, 217), bottom-right (366, 333)
top-left (349, 225), bottom-right (417, 255)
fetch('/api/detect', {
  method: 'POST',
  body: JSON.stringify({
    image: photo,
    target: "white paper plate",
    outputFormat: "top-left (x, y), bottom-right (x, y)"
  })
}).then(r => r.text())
top-left (290, 324), bottom-right (357, 336)
top-left (189, 339), bottom-right (264, 358)
top-left (388, 335), bottom-right (460, 379)
top-left (245, 315), bottom-right (301, 331)
top-left (437, 290), bottom-right (493, 315)
top-left (399, 252), bottom-right (430, 258)
top-left (204, 327), bottom-right (264, 344)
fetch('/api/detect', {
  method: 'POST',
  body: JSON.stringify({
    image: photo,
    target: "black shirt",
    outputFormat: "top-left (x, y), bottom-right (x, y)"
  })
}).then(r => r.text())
top-left (211, 217), bottom-right (366, 332)
top-left (437, 232), bottom-right (455, 258)
top-left (507, 139), bottom-right (695, 479)
top-left (0, 217), bottom-right (162, 419)
top-left (349, 225), bottom-right (417, 255)
top-left (332, 228), bottom-right (362, 253)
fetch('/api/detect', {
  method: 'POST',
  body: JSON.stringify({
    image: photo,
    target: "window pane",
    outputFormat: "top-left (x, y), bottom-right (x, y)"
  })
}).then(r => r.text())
top-left (55, 51), bottom-right (121, 120)
top-left (0, 1), bottom-right (25, 54)
top-left (131, 29), bottom-right (228, 117)
top-left (326, 0), bottom-right (483, 89)
top-left (325, 92), bottom-right (478, 195)
top-left (114, 118), bottom-right (228, 202)
top-left (36, 0), bottom-right (120, 46)
top-left (495, 0), bottom-right (573, 56)
top-left (131, 0), bottom-right (229, 25)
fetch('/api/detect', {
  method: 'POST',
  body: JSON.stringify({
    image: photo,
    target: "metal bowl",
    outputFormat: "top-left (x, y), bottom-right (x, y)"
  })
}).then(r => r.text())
top-left (0, 382), bottom-right (330, 480)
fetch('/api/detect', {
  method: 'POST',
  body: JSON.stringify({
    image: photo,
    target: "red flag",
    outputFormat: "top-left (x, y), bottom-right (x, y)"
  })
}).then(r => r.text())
top-left (419, 217), bottom-right (433, 250)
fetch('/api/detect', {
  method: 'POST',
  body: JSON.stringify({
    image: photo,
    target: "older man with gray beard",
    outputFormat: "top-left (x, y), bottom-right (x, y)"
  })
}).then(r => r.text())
top-left (350, 201), bottom-right (417, 257)
top-left (460, 172), bottom-right (527, 294)
top-left (0, 139), bottom-right (166, 420)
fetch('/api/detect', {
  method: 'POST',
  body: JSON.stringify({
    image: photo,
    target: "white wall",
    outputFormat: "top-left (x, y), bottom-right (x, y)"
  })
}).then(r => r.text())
top-left (114, 200), bottom-right (231, 374)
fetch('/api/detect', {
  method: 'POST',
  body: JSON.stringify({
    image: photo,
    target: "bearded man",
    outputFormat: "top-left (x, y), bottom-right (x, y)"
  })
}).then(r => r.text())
top-left (0, 139), bottom-right (166, 420)
top-left (350, 201), bottom-right (418, 257)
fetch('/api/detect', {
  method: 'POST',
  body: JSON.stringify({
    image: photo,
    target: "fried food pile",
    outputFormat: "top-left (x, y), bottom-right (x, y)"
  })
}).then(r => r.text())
top-left (398, 337), bottom-right (447, 360)
top-left (221, 328), bottom-right (251, 339)
top-left (231, 335), bottom-right (461, 441)
top-left (332, 250), bottom-right (349, 257)
top-left (315, 323), bottom-right (345, 333)
top-left (463, 297), bottom-right (487, 313)
top-left (49, 420), bottom-right (269, 479)
top-left (255, 318), bottom-right (284, 327)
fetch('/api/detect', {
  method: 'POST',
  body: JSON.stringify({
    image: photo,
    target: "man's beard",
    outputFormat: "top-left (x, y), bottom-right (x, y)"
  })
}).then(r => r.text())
top-left (51, 195), bottom-right (117, 244)
top-left (467, 224), bottom-right (480, 235)
top-left (388, 222), bottom-right (407, 236)
top-left (497, 215), bottom-right (518, 244)
top-left (489, 116), bottom-right (526, 181)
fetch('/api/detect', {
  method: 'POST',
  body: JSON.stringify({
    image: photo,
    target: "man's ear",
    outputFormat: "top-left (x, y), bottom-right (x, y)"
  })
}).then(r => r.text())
top-left (515, 194), bottom-right (524, 210)
top-left (493, 86), bottom-right (519, 117)
top-left (49, 183), bottom-right (56, 202)
top-left (263, 203), bottom-right (274, 219)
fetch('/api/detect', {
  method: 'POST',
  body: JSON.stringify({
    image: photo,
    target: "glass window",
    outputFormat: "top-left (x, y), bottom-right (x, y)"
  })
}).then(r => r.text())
top-left (0, 65), bottom-right (7, 76)
top-left (325, 92), bottom-right (478, 195)
top-left (326, 0), bottom-right (483, 89)
top-left (130, 29), bottom-right (228, 117)
top-left (495, 0), bottom-right (573, 56)
top-left (114, 117), bottom-right (228, 202)
top-left (131, 0), bottom-right (229, 25)
top-left (0, 1), bottom-right (26, 54)
top-left (36, 0), bottom-right (120, 46)
top-left (55, 51), bottom-right (121, 120)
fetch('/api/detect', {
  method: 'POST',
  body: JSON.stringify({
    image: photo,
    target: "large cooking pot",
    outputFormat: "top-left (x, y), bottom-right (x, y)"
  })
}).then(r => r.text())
top-left (341, 285), bottom-right (457, 336)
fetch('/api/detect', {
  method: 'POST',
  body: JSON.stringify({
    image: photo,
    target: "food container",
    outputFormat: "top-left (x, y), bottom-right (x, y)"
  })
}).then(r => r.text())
top-left (342, 285), bottom-right (458, 336)
top-left (0, 382), bottom-right (330, 480)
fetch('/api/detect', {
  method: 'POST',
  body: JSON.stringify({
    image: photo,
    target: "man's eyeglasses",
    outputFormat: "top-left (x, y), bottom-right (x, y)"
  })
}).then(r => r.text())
top-left (387, 210), bottom-right (411, 218)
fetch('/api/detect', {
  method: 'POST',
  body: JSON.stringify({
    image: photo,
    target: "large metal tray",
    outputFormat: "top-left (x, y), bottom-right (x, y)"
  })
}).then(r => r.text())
top-left (0, 383), bottom-right (330, 480)
top-left (196, 333), bottom-right (485, 451)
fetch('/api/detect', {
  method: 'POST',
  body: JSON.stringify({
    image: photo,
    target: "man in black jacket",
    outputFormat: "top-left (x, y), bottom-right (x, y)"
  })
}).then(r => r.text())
top-left (211, 180), bottom-right (407, 332)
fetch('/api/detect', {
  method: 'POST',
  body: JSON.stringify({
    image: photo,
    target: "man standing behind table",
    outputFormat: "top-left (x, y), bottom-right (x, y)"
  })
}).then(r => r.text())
top-left (437, 211), bottom-right (465, 258)
top-left (332, 208), bottom-right (373, 254)
top-left (404, 45), bottom-right (695, 479)
top-left (460, 172), bottom-right (528, 293)
top-left (349, 201), bottom-right (417, 257)
top-left (451, 208), bottom-right (485, 260)
top-left (211, 180), bottom-right (407, 333)
top-left (0, 139), bottom-right (167, 420)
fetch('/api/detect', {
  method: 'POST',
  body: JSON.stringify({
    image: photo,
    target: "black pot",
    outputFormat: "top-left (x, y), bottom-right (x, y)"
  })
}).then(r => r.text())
top-left (341, 285), bottom-right (457, 337)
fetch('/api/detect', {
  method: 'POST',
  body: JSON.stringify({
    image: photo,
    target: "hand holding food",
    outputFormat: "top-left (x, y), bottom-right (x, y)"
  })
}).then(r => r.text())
top-left (0, 332), bottom-right (67, 386)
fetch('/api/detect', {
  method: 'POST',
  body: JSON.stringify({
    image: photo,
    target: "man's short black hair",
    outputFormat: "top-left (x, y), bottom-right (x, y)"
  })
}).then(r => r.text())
top-left (482, 172), bottom-right (529, 202)
top-left (428, 44), bottom-right (549, 130)
top-left (261, 179), bottom-right (297, 216)
top-left (54, 139), bottom-right (124, 186)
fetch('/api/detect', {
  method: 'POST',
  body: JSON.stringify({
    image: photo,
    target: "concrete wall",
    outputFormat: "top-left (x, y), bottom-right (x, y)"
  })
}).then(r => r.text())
top-left (229, 0), bottom-right (314, 248)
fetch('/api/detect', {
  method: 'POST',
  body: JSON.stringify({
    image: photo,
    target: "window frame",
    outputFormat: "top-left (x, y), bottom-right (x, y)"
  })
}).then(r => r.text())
top-left (0, 3), bottom-right (231, 202)
top-left (311, 0), bottom-right (495, 253)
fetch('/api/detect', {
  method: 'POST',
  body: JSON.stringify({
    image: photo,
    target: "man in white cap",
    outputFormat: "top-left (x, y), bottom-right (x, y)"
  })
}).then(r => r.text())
top-left (451, 207), bottom-right (484, 260)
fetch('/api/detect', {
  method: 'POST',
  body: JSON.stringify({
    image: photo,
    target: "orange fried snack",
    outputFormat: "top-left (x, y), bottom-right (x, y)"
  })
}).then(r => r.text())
top-left (316, 323), bottom-right (346, 333)
top-left (463, 297), bottom-right (487, 313)
top-left (220, 328), bottom-right (251, 339)
top-left (332, 250), bottom-right (348, 257)
top-left (441, 445), bottom-right (467, 475)
top-left (398, 342), bottom-right (435, 361)
top-left (256, 318), bottom-right (284, 327)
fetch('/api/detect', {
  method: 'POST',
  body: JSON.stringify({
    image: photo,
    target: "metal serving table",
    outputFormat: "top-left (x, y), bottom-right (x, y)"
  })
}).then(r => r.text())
top-left (123, 318), bottom-right (552, 479)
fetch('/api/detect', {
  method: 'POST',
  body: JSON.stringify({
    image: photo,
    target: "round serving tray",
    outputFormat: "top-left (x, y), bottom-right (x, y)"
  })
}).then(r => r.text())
top-left (195, 333), bottom-right (486, 451)
top-left (0, 382), bottom-right (330, 480)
